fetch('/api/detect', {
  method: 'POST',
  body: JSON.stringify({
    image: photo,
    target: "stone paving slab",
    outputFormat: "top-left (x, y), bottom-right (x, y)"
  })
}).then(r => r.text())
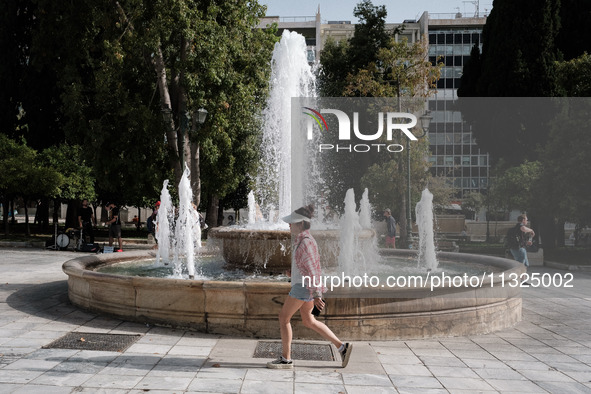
top-left (1, 249), bottom-right (591, 393)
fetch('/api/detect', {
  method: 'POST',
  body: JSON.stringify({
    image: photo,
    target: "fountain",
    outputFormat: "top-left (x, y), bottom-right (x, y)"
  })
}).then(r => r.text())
top-left (208, 29), bottom-right (369, 271)
top-left (416, 188), bottom-right (438, 271)
top-left (62, 30), bottom-right (525, 340)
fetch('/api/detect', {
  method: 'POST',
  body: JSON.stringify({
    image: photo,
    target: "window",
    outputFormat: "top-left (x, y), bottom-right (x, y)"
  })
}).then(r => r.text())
top-left (454, 33), bottom-right (462, 44)
top-left (429, 34), bottom-right (437, 44)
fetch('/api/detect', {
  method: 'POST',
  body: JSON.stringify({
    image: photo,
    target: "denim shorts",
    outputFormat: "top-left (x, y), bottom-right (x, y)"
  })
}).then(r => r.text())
top-left (288, 283), bottom-right (313, 302)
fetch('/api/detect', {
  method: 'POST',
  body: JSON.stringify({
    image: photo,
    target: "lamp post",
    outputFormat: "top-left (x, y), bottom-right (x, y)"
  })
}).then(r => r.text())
top-left (197, 107), bottom-right (208, 126)
top-left (406, 110), bottom-right (432, 249)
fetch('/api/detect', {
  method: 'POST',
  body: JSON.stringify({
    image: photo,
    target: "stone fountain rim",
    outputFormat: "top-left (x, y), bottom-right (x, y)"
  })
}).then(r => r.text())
top-left (62, 249), bottom-right (525, 292)
top-left (207, 226), bottom-right (376, 240)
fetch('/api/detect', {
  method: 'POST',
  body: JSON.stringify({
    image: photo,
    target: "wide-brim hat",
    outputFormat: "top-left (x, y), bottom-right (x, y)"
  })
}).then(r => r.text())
top-left (281, 211), bottom-right (311, 224)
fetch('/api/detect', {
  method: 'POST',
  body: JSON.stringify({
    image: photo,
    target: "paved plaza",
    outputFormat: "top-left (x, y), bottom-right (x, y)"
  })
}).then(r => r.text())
top-left (0, 247), bottom-right (590, 393)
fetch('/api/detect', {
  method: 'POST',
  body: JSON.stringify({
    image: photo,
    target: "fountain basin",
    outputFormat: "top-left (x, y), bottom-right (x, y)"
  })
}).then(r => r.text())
top-left (63, 250), bottom-right (525, 340)
top-left (208, 227), bottom-right (376, 273)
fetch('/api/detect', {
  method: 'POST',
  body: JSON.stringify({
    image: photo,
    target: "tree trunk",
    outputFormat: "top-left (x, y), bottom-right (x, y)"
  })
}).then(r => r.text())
top-left (206, 194), bottom-right (219, 229)
top-left (3, 197), bottom-right (9, 236)
top-left (537, 213), bottom-right (558, 249)
top-left (24, 199), bottom-right (30, 236)
top-left (217, 203), bottom-right (225, 227)
top-left (555, 219), bottom-right (565, 247)
top-left (153, 45), bottom-right (182, 187)
top-left (65, 200), bottom-right (78, 229)
top-left (137, 206), bottom-right (141, 231)
top-left (40, 197), bottom-right (50, 231)
top-left (190, 140), bottom-right (200, 208)
top-left (399, 194), bottom-right (408, 249)
top-left (10, 200), bottom-right (16, 225)
top-left (53, 198), bottom-right (60, 226)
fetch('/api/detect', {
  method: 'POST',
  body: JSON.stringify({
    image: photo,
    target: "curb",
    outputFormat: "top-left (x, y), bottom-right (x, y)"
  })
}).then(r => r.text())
top-left (0, 241), bottom-right (46, 248)
top-left (544, 260), bottom-right (591, 271)
top-left (0, 239), bottom-right (153, 249)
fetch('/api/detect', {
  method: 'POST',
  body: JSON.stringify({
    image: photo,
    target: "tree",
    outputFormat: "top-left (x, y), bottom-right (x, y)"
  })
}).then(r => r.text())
top-left (487, 161), bottom-right (542, 215)
top-left (555, 0), bottom-right (591, 61)
top-left (555, 53), bottom-right (591, 97)
top-left (318, 0), bottom-right (401, 97)
top-left (32, 0), bottom-right (275, 222)
top-left (0, 1), bottom-right (64, 151)
top-left (457, 0), bottom-right (561, 167)
top-left (540, 100), bottom-right (591, 226)
top-left (339, 37), bottom-right (441, 247)
top-left (348, 0), bottom-right (394, 74)
top-left (457, 43), bottom-right (482, 98)
top-left (478, 0), bottom-right (560, 97)
top-left (461, 191), bottom-right (484, 220)
top-left (40, 145), bottom-right (96, 228)
top-left (0, 135), bottom-right (63, 235)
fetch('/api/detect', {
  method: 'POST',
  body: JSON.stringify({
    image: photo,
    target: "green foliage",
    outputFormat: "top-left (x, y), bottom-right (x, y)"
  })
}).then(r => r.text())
top-left (348, 1), bottom-right (394, 74)
top-left (461, 191), bottom-right (484, 219)
top-left (26, 0), bottom-right (273, 209)
top-left (40, 145), bottom-right (95, 201)
top-left (0, 1), bottom-right (64, 150)
top-left (343, 38), bottom-right (441, 98)
top-left (555, 0), bottom-right (591, 61)
top-left (0, 135), bottom-right (63, 199)
top-left (427, 176), bottom-right (455, 212)
top-left (360, 137), bottom-right (432, 220)
top-left (487, 160), bottom-right (542, 214)
top-left (457, 0), bottom-right (562, 165)
top-left (457, 43), bottom-right (482, 98)
top-left (555, 53), bottom-right (591, 96)
top-left (318, 0), bottom-right (399, 97)
top-left (540, 99), bottom-right (591, 225)
top-left (477, 0), bottom-right (560, 97)
top-left (317, 38), bottom-right (350, 97)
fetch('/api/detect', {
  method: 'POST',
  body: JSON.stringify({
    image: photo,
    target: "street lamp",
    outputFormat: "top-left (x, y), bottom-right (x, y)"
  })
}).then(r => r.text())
top-left (197, 107), bottom-right (208, 125)
top-left (406, 109), bottom-right (432, 248)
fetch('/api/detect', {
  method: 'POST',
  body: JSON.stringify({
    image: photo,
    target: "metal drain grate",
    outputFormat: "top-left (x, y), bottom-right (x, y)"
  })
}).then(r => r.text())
top-left (253, 341), bottom-right (335, 361)
top-left (43, 332), bottom-right (141, 352)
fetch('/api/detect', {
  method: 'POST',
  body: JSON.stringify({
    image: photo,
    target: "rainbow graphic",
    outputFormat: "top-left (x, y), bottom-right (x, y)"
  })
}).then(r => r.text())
top-left (302, 107), bottom-right (328, 132)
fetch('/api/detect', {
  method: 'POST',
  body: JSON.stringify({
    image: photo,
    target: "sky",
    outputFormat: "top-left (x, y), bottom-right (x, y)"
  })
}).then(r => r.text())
top-left (261, 0), bottom-right (493, 23)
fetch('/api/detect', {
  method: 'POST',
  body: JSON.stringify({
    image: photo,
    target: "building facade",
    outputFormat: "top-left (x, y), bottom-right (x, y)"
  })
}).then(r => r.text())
top-left (259, 10), bottom-right (489, 200)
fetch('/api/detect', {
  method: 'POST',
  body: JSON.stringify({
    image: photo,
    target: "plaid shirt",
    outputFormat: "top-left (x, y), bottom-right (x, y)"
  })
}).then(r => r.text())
top-left (294, 230), bottom-right (327, 297)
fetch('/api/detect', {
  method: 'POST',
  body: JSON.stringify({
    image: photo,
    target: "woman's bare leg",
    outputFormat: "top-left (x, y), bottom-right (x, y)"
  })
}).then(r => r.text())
top-left (279, 296), bottom-right (305, 359)
top-left (299, 301), bottom-right (343, 348)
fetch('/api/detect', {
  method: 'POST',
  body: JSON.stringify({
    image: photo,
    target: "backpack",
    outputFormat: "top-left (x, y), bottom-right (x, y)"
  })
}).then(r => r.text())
top-left (505, 225), bottom-right (522, 249)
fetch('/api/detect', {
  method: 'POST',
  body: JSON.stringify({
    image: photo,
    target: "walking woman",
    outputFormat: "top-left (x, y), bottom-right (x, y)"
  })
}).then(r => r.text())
top-left (267, 204), bottom-right (353, 369)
